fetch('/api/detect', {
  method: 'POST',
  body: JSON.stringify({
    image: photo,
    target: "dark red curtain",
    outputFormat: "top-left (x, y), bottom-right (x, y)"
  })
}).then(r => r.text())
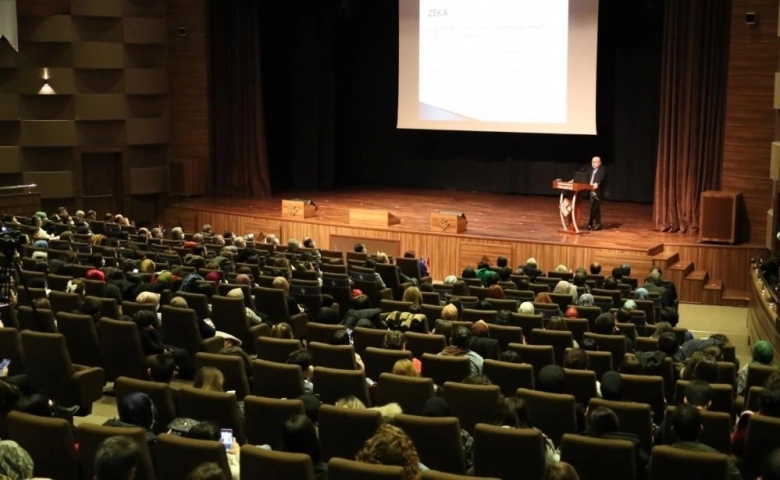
top-left (653, 0), bottom-right (731, 233)
top-left (209, 1), bottom-right (271, 197)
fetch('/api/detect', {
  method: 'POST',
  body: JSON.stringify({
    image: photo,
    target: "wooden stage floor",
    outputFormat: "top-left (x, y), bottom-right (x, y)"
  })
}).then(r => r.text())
top-left (175, 188), bottom-right (705, 250)
top-left (163, 187), bottom-right (766, 305)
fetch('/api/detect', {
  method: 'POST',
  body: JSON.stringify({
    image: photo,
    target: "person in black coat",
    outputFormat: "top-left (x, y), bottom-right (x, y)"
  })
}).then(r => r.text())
top-left (586, 156), bottom-right (606, 230)
top-left (133, 310), bottom-right (193, 379)
top-left (581, 406), bottom-right (648, 478)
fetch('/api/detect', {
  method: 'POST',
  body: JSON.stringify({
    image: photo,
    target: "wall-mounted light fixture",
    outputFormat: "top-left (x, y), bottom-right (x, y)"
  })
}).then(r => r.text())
top-left (39, 67), bottom-right (55, 95)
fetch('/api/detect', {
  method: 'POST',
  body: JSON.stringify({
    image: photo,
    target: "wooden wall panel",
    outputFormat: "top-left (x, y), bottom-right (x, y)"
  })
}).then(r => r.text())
top-left (721, 0), bottom-right (779, 244)
top-left (168, 0), bottom-right (209, 195)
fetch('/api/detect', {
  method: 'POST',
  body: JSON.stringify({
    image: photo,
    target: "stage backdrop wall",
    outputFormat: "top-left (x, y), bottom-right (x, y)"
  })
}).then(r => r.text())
top-left (258, 0), bottom-right (664, 203)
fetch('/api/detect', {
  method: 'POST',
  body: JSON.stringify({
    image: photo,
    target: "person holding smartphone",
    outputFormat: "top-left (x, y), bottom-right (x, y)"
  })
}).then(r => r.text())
top-left (185, 422), bottom-right (240, 480)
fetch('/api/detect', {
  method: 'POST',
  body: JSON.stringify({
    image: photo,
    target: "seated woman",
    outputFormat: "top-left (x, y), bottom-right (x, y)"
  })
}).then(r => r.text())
top-left (402, 286), bottom-right (423, 308)
top-left (384, 330), bottom-right (421, 372)
top-left (103, 392), bottom-right (158, 446)
top-left (738, 340), bottom-right (778, 396)
top-left (355, 424), bottom-right (427, 478)
top-left (492, 397), bottom-right (558, 465)
top-left (134, 310), bottom-right (193, 379)
top-left (546, 317), bottom-right (579, 348)
top-left (329, 330), bottom-right (365, 371)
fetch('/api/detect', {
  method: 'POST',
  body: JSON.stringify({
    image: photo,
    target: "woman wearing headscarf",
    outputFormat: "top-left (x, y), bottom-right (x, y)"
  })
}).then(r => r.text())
top-left (577, 293), bottom-right (595, 307)
top-left (0, 440), bottom-right (34, 479)
top-left (553, 280), bottom-right (578, 305)
top-left (518, 302), bottom-right (535, 315)
top-left (103, 392), bottom-right (158, 446)
top-left (737, 340), bottom-right (777, 395)
top-left (634, 288), bottom-right (650, 300)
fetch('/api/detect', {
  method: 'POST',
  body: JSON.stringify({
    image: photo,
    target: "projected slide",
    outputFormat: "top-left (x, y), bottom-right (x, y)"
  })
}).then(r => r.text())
top-left (398, 0), bottom-right (599, 135)
top-left (419, 0), bottom-right (568, 124)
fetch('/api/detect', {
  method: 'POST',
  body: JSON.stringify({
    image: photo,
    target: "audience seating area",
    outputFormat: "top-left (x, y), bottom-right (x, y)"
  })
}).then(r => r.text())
top-left (0, 215), bottom-right (775, 480)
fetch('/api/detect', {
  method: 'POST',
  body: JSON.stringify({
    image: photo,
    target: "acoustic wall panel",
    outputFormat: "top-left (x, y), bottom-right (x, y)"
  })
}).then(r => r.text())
top-left (124, 18), bottom-right (166, 44)
top-left (71, 0), bottom-right (124, 17)
top-left (18, 16), bottom-right (73, 43)
top-left (127, 118), bottom-right (168, 144)
top-left (76, 94), bottom-right (126, 120)
top-left (0, 95), bottom-right (19, 120)
top-left (123, 0), bottom-right (167, 18)
top-left (125, 69), bottom-right (167, 94)
top-left (17, 43), bottom-right (72, 68)
top-left (0, 147), bottom-right (22, 173)
top-left (18, 68), bottom-right (75, 95)
top-left (129, 166), bottom-right (167, 194)
top-left (76, 121), bottom-right (126, 145)
top-left (23, 171), bottom-right (74, 198)
top-left (73, 42), bottom-right (125, 69)
top-left (71, 17), bottom-right (124, 43)
top-left (19, 96), bottom-right (75, 120)
top-left (75, 70), bottom-right (125, 94)
top-left (19, 120), bottom-right (76, 147)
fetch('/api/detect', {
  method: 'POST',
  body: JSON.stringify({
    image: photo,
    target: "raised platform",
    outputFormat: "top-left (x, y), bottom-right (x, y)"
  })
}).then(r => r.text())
top-left (161, 187), bottom-right (766, 306)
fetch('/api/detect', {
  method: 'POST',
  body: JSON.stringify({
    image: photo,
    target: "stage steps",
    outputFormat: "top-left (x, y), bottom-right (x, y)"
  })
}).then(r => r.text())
top-left (652, 251), bottom-right (679, 271)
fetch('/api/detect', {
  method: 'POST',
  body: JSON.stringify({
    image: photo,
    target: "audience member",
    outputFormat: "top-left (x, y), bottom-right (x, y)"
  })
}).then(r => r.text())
top-left (355, 424), bottom-right (426, 478)
top-left (581, 406), bottom-right (648, 477)
top-left (103, 393), bottom-right (158, 447)
top-left (738, 340), bottom-right (777, 395)
top-left (185, 422), bottom-right (239, 479)
top-left (544, 462), bottom-right (580, 480)
top-left (662, 404), bottom-right (742, 480)
top-left (0, 440), bottom-right (34, 479)
top-left (439, 326), bottom-right (484, 375)
top-left (94, 435), bottom-right (140, 480)
top-left (491, 397), bottom-right (558, 465)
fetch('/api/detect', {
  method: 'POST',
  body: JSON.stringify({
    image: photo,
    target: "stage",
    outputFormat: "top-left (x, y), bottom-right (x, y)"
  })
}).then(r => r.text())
top-left (161, 187), bottom-right (766, 306)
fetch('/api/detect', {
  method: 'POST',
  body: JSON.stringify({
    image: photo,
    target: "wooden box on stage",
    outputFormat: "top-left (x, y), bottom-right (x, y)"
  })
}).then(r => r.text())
top-left (430, 211), bottom-right (467, 233)
top-left (281, 199), bottom-right (316, 219)
top-left (349, 209), bottom-right (400, 227)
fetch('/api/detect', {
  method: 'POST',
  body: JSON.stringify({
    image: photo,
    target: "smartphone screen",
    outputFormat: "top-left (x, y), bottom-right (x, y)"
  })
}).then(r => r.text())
top-left (0, 358), bottom-right (11, 374)
top-left (220, 429), bottom-right (233, 451)
top-left (132, 269), bottom-right (139, 273)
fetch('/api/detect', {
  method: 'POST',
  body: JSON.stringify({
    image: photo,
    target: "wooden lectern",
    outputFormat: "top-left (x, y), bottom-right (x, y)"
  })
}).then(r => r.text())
top-left (430, 211), bottom-right (467, 233)
top-left (281, 199), bottom-right (316, 219)
top-left (552, 180), bottom-right (594, 234)
top-left (349, 209), bottom-right (400, 227)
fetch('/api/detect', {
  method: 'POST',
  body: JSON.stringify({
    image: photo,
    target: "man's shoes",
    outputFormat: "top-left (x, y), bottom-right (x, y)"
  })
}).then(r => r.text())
top-left (587, 223), bottom-right (593, 230)
top-left (592, 224), bottom-right (602, 231)
top-left (51, 404), bottom-right (80, 418)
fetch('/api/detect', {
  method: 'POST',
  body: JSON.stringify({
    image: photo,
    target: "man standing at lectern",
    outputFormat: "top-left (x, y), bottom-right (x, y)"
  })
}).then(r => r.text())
top-left (587, 156), bottom-right (606, 231)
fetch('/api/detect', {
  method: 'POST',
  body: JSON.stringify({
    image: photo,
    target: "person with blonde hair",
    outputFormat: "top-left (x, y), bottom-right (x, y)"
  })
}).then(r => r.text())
top-left (392, 359), bottom-right (420, 378)
top-left (402, 286), bottom-right (422, 307)
top-left (273, 276), bottom-right (304, 315)
top-left (226, 288), bottom-right (263, 326)
top-left (441, 304), bottom-right (459, 320)
top-left (355, 424), bottom-right (424, 479)
top-left (335, 396), bottom-right (402, 421)
top-left (193, 367), bottom-right (224, 392)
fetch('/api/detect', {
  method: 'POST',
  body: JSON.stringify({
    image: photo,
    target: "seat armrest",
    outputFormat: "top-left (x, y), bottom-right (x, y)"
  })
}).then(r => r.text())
top-left (289, 313), bottom-right (308, 339)
top-left (379, 288), bottom-right (393, 300)
top-left (201, 336), bottom-right (224, 353)
top-left (71, 366), bottom-right (106, 408)
top-left (420, 276), bottom-right (433, 284)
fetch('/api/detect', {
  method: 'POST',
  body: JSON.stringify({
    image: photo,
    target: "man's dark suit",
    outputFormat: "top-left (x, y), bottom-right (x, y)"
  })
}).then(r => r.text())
top-left (586, 165), bottom-right (606, 227)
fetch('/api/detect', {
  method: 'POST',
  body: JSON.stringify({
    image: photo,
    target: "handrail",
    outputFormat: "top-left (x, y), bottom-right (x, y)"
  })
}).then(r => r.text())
top-left (757, 264), bottom-right (780, 308)
top-left (0, 184), bottom-right (37, 193)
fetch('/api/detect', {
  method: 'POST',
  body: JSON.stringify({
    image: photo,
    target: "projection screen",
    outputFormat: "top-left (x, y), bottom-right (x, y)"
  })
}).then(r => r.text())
top-left (398, 0), bottom-right (600, 135)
